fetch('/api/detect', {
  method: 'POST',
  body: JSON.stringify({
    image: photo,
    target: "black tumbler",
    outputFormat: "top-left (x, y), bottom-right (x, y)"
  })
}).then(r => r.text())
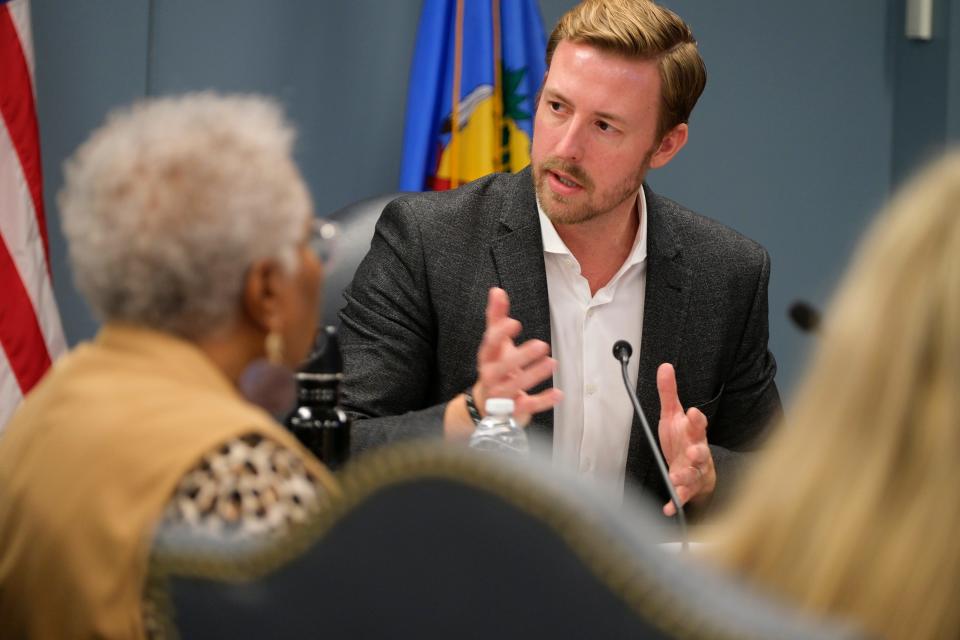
top-left (285, 325), bottom-right (351, 470)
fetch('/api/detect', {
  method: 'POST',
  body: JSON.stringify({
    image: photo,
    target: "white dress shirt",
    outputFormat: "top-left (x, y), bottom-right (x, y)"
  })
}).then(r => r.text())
top-left (537, 188), bottom-right (647, 500)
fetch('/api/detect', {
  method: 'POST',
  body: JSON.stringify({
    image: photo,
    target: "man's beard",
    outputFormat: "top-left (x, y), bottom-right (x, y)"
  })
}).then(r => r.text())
top-left (534, 155), bottom-right (650, 226)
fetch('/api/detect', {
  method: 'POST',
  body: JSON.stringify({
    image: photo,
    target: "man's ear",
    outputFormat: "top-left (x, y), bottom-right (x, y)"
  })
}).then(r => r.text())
top-left (648, 123), bottom-right (689, 170)
top-left (242, 258), bottom-right (282, 332)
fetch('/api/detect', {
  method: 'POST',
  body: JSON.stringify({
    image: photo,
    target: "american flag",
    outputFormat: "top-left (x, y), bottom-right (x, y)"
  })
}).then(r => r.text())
top-left (0, 0), bottom-right (65, 431)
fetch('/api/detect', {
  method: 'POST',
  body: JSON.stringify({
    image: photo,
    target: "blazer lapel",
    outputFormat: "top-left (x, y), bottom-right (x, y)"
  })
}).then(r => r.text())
top-left (627, 186), bottom-right (692, 490)
top-left (489, 168), bottom-right (554, 438)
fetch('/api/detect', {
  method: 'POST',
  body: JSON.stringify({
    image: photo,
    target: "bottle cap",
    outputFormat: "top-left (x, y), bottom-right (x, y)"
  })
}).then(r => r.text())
top-left (484, 398), bottom-right (514, 415)
top-left (297, 325), bottom-right (343, 379)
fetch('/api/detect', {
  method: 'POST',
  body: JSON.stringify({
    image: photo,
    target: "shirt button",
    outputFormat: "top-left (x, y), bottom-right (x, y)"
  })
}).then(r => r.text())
top-left (580, 458), bottom-right (593, 472)
top-left (585, 383), bottom-right (597, 395)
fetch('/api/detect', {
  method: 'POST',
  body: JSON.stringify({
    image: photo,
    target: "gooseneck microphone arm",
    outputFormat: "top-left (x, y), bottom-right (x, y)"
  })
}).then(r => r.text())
top-left (612, 340), bottom-right (688, 552)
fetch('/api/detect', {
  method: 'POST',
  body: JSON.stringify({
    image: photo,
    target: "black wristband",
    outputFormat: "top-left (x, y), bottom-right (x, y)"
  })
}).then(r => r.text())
top-left (463, 388), bottom-right (483, 425)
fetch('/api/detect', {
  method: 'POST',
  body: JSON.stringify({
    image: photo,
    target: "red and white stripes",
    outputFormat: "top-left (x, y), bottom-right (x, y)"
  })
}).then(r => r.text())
top-left (0, 0), bottom-right (66, 431)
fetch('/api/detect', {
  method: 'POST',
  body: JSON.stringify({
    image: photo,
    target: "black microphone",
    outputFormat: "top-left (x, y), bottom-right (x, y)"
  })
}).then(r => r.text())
top-left (788, 300), bottom-right (821, 333)
top-left (612, 340), bottom-right (688, 551)
top-left (612, 340), bottom-right (632, 362)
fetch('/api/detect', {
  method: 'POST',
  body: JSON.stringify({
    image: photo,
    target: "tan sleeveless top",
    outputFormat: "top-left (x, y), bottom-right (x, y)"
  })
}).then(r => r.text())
top-left (0, 324), bottom-right (338, 639)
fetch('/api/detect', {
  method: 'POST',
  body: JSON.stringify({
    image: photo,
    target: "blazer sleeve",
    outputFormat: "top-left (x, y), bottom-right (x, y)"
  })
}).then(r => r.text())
top-left (338, 197), bottom-right (448, 452)
top-left (707, 246), bottom-right (782, 507)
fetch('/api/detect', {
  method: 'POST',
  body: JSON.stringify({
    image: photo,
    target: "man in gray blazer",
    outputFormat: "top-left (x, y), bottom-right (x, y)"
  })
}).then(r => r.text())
top-left (340, 0), bottom-right (780, 514)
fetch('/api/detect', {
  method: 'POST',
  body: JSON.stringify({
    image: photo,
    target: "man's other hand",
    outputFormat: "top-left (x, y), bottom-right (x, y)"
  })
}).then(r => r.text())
top-left (656, 362), bottom-right (716, 516)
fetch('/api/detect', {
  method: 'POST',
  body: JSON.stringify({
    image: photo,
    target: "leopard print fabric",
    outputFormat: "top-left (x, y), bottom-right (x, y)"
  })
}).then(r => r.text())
top-left (160, 432), bottom-right (322, 537)
top-left (144, 433), bottom-right (325, 638)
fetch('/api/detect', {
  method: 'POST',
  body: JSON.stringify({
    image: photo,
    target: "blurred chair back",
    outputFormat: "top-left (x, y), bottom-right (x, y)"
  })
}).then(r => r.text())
top-left (148, 444), bottom-right (864, 640)
top-left (322, 193), bottom-right (404, 326)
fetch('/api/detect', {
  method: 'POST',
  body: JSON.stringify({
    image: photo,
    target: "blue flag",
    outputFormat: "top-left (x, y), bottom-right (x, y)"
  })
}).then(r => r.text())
top-left (399, 0), bottom-right (547, 191)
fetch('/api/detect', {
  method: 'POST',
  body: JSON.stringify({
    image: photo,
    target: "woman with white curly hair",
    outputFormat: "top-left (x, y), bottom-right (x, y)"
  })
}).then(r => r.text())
top-left (0, 93), bottom-right (339, 638)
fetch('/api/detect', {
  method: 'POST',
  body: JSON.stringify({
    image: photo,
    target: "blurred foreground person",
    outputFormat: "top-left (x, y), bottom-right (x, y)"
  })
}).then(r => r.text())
top-left (712, 151), bottom-right (960, 640)
top-left (0, 94), bottom-right (338, 638)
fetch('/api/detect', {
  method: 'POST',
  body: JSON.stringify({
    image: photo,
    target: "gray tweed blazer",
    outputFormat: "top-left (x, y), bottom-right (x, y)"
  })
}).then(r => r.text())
top-left (340, 167), bottom-right (781, 506)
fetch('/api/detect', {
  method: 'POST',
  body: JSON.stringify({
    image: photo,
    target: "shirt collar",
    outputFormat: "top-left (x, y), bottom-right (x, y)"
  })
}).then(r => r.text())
top-left (537, 186), bottom-right (648, 268)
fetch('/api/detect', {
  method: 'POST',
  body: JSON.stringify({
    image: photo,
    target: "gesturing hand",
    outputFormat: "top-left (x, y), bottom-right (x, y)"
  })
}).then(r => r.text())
top-left (473, 287), bottom-right (563, 425)
top-left (656, 363), bottom-right (715, 516)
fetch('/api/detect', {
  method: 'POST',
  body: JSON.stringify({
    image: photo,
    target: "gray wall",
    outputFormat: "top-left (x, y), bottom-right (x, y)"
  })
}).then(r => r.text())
top-left (652, 1), bottom-right (895, 396)
top-left (32, 0), bottom-right (960, 399)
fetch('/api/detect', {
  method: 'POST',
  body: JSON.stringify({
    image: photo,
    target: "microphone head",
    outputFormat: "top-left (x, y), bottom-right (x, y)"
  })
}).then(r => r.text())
top-left (612, 340), bottom-right (633, 363)
top-left (789, 300), bottom-right (821, 333)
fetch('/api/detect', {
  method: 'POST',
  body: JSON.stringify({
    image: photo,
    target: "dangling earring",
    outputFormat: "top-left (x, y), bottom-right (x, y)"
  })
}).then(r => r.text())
top-left (265, 331), bottom-right (285, 365)
top-left (240, 330), bottom-right (295, 417)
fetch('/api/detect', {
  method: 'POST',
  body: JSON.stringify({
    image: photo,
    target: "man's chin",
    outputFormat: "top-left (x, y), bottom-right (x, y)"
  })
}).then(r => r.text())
top-left (535, 176), bottom-right (590, 223)
top-left (542, 200), bottom-right (596, 226)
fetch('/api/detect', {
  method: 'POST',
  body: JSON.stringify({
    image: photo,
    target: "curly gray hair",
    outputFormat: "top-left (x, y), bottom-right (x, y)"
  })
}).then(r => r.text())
top-left (59, 92), bottom-right (311, 339)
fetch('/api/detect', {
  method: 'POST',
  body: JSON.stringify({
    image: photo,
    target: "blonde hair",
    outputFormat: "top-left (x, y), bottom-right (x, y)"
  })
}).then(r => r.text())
top-left (59, 92), bottom-right (311, 339)
top-left (711, 150), bottom-right (960, 640)
top-left (545, 0), bottom-right (706, 138)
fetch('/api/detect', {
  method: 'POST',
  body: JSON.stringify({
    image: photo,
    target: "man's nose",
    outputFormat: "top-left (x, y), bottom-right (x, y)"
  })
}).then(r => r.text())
top-left (553, 118), bottom-right (586, 162)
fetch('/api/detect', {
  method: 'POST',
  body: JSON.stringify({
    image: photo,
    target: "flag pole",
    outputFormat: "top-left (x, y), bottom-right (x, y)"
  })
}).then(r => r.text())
top-left (449, 0), bottom-right (465, 189)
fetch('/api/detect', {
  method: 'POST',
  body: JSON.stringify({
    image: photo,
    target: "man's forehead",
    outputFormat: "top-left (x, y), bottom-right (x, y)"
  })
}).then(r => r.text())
top-left (551, 39), bottom-right (655, 71)
top-left (542, 41), bottom-right (661, 122)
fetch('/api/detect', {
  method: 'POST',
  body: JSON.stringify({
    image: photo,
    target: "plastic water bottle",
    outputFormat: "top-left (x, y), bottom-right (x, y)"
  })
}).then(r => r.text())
top-left (468, 398), bottom-right (529, 456)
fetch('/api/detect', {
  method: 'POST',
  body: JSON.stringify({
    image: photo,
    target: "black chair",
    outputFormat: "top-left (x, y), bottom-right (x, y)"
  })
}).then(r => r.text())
top-left (322, 192), bottom-right (404, 326)
top-left (147, 443), bottom-right (864, 639)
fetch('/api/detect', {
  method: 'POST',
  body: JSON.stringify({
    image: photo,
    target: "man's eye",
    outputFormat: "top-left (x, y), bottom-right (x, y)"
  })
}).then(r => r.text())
top-left (549, 101), bottom-right (562, 112)
top-left (597, 121), bottom-right (611, 132)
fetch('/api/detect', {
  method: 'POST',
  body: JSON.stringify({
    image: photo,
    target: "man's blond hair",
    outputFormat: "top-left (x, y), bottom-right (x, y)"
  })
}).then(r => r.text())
top-left (545, 0), bottom-right (706, 139)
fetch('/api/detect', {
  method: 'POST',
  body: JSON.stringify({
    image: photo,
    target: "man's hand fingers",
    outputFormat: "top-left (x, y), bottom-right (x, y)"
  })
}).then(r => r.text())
top-left (670, 465), bottom-right (701, 489)
top-left (481, 339), bottom-right (549, 384)
top-left (485, 287), bottom-right (510, 326)
top-left (475, 288), bottom-right (561, 426)
top-left (479, 288), bottom-right (515, 365)
top-left (506, 356), bottom-right (557, 395)
top-left (515, 388), bottom-right (564, 422)
top-left (664, 486), bottom-right (693, 517)
top-left (485, 357), bottom-right (554, 399)
top-left (665, 450), bottom-right (715, 516)
top-left (477, 317), bottom-right (522, 364)
top-left (663, 494), bottom-right (686, 517)
top-left (657, 363), bottom-right (681, 420)
top-left (686, 443), bottom-right (710, 467)
top-left (685, 407), bottom-right (708, 440)
top-left (656, 369), bottom-right (717, 518)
